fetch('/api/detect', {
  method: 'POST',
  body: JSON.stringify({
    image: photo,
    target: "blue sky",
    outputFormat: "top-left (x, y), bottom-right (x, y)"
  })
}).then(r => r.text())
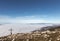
top-left (0, 0), bottom-right (60, 23)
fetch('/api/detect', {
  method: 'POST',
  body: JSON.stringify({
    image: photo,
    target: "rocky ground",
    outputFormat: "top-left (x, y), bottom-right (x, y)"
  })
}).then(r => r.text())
top-left (0, 26), bottom-right (60, 41)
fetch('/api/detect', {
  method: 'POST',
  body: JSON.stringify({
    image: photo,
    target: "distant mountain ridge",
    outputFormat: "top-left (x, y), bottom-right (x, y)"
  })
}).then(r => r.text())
top-left (32, 25), bottom-right (60, 32)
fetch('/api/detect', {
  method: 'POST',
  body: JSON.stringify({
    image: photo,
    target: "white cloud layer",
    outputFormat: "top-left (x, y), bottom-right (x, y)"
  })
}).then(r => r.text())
top-left (0, 15), bottom-right (48, 23)
top-left (0, 23), bottom-right (53, 36)
top-left (0, 15), bottom-right (59, 36)
top-left (0, 15), bottom-right (60, 23)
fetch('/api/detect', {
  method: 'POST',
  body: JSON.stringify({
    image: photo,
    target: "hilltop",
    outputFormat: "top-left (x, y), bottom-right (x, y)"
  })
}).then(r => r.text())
top-left (0, 25), bottom-right (60, 41)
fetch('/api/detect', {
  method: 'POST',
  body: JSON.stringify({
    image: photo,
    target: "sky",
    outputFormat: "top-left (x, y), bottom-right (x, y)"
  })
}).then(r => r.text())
top-left (0, 0), bottom-right (60, 36)
top-left (0, 0), bottom-right (60, 23)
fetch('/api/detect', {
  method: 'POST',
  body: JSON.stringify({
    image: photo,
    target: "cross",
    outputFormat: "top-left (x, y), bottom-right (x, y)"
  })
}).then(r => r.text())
top-left (9, 28), bottom-right (13, 35)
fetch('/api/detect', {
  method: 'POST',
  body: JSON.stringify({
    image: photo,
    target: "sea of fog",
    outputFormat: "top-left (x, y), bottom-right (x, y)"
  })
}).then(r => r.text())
top-left (0, 23), bottom-right (54, 36)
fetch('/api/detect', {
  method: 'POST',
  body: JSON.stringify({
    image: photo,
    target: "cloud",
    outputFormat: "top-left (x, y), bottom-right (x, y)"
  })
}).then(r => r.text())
top-left (0, 15), bottom-right (59, 24)
top-left (0, 15), bottom-right (59, 36)
top-left (0, 23), bottom-right (53, 36)
top-left (0, 15), bottom-right (49, 23)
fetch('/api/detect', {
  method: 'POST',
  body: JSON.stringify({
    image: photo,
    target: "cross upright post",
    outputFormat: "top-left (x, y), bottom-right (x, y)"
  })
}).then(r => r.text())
top-left (9, 28), bottom-right (13, 35)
